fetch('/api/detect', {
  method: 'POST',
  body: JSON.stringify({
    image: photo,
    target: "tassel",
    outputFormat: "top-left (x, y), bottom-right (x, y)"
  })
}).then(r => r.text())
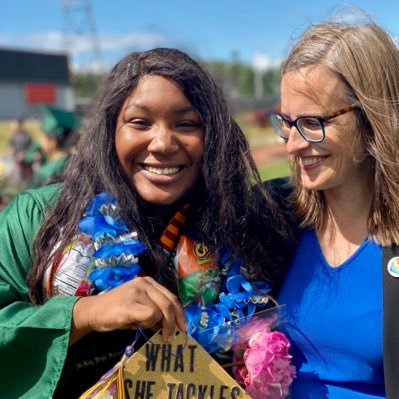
top-left (79, 344), bottom-right (136, 399)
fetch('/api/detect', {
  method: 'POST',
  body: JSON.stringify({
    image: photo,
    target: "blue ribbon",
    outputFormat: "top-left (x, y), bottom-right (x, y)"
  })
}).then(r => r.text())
top-left (184, 247), bottom-right (272, 354)
top-left (79, 193), bottom-right (272, 355)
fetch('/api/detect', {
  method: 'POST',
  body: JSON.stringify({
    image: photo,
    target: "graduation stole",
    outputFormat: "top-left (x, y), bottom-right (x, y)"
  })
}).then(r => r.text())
top-left (160, 202), bottom-right (221, 307)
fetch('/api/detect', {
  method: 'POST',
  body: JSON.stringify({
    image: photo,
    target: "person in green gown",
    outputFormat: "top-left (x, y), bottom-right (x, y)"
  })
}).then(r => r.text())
top-left (0, 49), bottom-right (295, 398)
top-left (31, 104), bottom-right (80, 187)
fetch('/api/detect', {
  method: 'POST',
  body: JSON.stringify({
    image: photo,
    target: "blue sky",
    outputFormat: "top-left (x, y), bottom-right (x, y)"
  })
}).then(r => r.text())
top-left (1, 0), bottom-right (399, 71)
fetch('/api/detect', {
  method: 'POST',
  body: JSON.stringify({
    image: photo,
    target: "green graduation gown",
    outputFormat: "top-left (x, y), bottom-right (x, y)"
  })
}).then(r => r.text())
top-left (0, 185), bottom-right (147, 398)
top-left (0, 184), bottom-right (80, 398)
top-left (31, 155), bottom-right (69, 188)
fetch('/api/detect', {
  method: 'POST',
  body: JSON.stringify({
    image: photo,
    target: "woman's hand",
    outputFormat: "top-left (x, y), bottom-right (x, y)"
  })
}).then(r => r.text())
top-left (70, 276), bottom-right (186, 345)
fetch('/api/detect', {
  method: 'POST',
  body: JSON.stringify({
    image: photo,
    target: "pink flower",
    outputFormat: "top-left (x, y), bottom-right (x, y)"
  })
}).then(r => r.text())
top-left (233, 318), bottom-right (296, 399)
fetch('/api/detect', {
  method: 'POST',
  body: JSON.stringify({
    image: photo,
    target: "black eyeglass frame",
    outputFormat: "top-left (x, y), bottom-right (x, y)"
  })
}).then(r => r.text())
top-left (270, 104), bottom-right (360, 143)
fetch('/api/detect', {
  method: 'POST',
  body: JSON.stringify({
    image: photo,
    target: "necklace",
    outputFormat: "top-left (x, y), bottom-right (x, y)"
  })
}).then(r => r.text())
top-left (77, 192), bottom-right (273, 354)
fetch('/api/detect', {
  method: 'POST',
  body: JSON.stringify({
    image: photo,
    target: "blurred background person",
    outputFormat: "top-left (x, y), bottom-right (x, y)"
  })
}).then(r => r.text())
top-left (8, 117), bottom-right (33, 185)
top-left (31, 104), bottom-right (80, 187)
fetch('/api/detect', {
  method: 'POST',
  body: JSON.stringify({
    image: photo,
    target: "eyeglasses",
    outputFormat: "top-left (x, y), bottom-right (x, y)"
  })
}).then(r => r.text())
top-left (270, 105), bottom-right (359, 143)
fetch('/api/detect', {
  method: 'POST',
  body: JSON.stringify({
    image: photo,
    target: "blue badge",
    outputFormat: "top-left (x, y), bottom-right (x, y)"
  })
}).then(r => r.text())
top-left (387, 257), bottom-right (399, 278)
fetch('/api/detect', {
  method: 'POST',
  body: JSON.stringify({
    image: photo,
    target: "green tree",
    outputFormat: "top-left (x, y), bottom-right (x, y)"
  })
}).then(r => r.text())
top-left (72, 72), bottom-right (105, 98)
top-left (240, 65), bottom-right (255, 97)
top-left (263, 67), bottom-right (281, 97)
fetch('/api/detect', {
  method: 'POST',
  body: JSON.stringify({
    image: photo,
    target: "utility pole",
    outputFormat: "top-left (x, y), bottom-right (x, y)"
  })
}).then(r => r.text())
top-left (62, 0), bottom-right (104, 71)
top-left (253, 54), bottom-right (269, 100)
top-left (254, 69), bottom-right (264, 100)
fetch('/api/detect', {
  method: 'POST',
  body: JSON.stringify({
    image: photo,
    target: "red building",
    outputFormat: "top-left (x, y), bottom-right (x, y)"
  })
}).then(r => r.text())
top-left (0, 48), bottom-right (74, 119)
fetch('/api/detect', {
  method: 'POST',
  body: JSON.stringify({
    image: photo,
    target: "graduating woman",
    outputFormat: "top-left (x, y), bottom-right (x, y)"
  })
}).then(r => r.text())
top-left (0, 48), bottom-right (293, 398)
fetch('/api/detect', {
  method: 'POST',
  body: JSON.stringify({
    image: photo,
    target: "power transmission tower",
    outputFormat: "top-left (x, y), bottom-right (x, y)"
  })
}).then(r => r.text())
top-left (62, 0), bottom-right (105, 71)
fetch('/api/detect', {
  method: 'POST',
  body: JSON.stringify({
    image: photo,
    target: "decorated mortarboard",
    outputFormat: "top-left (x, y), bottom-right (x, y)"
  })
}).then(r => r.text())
top-left (79, 329), bottom-right (252, 399)
top-left (41, 104), bottom-right (80, 137)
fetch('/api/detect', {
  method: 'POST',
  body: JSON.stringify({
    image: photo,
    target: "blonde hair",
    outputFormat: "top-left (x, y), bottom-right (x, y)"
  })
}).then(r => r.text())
top-left (283, 22), bottom-right (399, 246)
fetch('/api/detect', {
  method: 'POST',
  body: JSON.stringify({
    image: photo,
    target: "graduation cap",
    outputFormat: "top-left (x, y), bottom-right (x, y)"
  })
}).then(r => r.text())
top-left (41, 104), bottom-right (80, 137)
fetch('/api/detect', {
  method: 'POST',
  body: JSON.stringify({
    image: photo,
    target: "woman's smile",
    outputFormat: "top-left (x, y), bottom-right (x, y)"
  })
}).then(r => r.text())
top-left (282, 67), bottom-right (369, 193)
top-left (138, 163), bottom-right (186, 183)
top-left (115, 75), bottom-right (204, 206)
top-left (142, 165), bottom-right (182, 176)
top-left (299, 155), bottom-right (329, 170)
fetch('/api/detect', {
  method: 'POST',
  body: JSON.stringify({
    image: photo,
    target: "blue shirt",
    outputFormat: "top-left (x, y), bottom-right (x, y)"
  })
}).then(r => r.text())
top-left (278, 229), bottom-right (384, 399)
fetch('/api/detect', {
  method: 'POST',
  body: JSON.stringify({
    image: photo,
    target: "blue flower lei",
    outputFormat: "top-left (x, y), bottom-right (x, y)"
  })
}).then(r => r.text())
top-left (78, 193), bottom-right (273, 354)
top-left (78, 193), bottom-right (147, 291)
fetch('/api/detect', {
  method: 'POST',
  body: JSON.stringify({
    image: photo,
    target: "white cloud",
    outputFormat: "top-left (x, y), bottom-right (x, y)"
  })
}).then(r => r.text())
top-left (252, 52), bottom-right (281, 70)
top-left (331, 5), bottom-right (372, 24)
top-left (0, 30), bottom-right (169, 71)
top-left (99, 32), bottom-right (166, 51)
top-left (0, 31), bottom-right (66, 53)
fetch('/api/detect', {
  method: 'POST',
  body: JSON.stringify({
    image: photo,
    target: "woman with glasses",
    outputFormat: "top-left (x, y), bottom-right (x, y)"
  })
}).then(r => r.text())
top-left (270, 21), bottom-right (399, 399)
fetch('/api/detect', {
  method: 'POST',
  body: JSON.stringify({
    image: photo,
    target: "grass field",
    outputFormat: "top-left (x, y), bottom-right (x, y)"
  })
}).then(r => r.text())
top-left (258, 159), bottom-right (289, 181)
top-left (235, 114), bottom-right (290, 181)
top-left (235, 113), bottom-right (277, 147)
